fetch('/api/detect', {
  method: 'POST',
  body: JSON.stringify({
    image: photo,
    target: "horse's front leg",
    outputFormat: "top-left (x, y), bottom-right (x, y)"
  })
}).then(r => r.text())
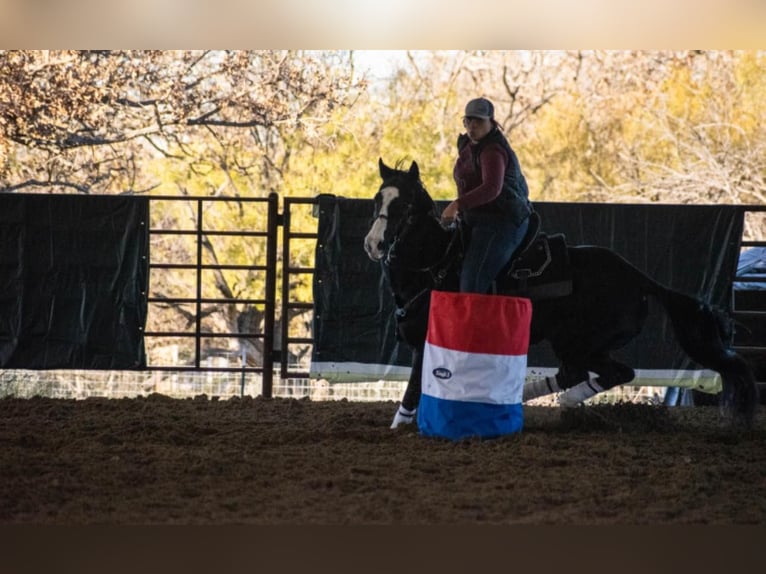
top-left (522, 363), bottom-right (589, 402)
top-left (390, 346), bottom-right (423, 428)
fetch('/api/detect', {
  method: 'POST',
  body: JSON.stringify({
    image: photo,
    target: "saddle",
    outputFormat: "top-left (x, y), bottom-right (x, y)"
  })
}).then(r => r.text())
top-left (494, 211), bottom-right (573, 301)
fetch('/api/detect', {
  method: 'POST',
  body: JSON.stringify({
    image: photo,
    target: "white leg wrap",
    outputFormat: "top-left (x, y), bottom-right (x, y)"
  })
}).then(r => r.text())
top-left (558, 379), bottom-right (605, 408)
top-left (522, 376), bottom-right (562, 402)
top-left (390, 405), bottom-right (417, 429)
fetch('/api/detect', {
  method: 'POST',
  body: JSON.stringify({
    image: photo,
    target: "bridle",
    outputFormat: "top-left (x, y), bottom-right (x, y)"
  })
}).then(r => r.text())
top-left (383, 206), bottom-right (417, 266)
top-left (381, 194), bottom-right (463, 284)
top-left (372, 176), bottom-right (464, 321)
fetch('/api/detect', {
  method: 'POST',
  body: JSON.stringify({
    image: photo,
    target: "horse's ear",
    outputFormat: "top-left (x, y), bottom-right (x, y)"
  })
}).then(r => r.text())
top-left (409, 161), bottom-right (419, 180)
top-left (379, 158), bottom-right (394, 180)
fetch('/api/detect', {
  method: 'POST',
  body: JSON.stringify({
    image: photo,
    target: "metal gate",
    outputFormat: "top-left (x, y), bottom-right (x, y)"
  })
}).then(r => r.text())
top-left (144, 193), bottom-right (319, 398)
top-left (731, 205), bottom-right (766, 387)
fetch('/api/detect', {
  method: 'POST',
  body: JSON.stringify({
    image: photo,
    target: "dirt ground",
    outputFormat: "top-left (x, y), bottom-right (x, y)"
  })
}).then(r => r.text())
top-left (1, 394), bottom-right (765, 525)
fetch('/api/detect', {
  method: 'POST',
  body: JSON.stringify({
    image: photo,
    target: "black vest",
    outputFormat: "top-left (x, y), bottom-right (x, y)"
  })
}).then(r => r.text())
top-left (457, 128), bottom-right (532, 226)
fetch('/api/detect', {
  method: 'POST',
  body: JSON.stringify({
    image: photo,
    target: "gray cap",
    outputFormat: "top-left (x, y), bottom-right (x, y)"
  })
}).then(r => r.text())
top-left (464, 97), bottom-right (494, 119)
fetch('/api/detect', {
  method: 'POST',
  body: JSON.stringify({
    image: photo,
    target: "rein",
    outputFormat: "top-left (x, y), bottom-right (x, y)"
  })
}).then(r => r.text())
top-left (386, 212), bottom-right (461, 279)
top-left (384, 207), bottom-right (463, 321)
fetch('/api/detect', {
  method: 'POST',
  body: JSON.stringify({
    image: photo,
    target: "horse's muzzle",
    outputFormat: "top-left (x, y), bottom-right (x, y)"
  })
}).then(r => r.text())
top-left (364, 235), bottom-right (385, 261)
top-left (364, 218), bottom-right (388, 261)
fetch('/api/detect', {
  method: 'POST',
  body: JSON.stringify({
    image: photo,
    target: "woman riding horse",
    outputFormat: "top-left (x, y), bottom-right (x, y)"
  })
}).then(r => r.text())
top-left (364, 159), bottom-right (758, 430)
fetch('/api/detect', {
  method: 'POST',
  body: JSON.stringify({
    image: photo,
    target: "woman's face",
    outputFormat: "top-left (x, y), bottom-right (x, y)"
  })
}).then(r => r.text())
top-left (462, 116), bottom-right (492, 142)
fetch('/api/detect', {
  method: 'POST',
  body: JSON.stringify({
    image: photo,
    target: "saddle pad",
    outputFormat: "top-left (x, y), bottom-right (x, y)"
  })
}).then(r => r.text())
top-left (500, 233), bottom-right (572, 300)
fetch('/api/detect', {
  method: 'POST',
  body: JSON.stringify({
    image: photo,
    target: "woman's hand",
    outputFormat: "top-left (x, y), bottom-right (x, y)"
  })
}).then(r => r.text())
top-left (440, 200), bottom-right (459, 225)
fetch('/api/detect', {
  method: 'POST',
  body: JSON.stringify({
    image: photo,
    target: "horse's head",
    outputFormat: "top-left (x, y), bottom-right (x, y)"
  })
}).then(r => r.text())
top-left (364, 158), bottom-right (437, 261)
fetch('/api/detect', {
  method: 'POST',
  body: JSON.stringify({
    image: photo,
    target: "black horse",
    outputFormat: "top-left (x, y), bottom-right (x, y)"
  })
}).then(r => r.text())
top-left (364, 159), bottom-right (758, 429)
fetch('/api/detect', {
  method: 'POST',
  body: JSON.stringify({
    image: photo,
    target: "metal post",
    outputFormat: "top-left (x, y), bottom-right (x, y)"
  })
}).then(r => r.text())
top-left (195, 198), bottom-right (203, 368)
top-left (261, 192), bottom-right (279, 398)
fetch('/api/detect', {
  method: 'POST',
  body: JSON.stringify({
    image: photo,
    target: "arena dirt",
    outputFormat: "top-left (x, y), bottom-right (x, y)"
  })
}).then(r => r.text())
top-left (1, 395), bottom-right (765, 524)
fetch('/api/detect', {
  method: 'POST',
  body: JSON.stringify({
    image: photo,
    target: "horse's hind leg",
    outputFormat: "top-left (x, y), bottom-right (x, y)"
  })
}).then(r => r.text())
top-left (558, 354), bottom-right (635, 407)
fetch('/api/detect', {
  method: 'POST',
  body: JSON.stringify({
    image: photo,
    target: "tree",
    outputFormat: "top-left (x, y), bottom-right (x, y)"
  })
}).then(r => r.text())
top-left (312, 50), bottom-right (578, 203)
top-left (0, 50), bottom-right (366, 369)
top-left (0, 50), bottom-right (364, 194)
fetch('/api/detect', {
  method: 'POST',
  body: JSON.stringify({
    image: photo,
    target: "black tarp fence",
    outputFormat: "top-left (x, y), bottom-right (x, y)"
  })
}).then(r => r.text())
top-left (311, 195), bottom-right (743, 392)
top-left (0, 195), bottom-right (149, 369)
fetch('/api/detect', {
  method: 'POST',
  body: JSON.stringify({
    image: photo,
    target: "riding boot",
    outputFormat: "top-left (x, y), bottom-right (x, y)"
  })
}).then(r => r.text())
top-left (391, 404), bottom-right (417, 429)
top-left (522, 376), bottom-right (562, 402)
top-left (558, 379), bottom-right (605, 408)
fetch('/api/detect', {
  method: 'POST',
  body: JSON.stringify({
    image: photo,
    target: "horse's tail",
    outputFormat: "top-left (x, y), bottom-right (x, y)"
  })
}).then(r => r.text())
top-left (648, 284), bottom-right (759, 427)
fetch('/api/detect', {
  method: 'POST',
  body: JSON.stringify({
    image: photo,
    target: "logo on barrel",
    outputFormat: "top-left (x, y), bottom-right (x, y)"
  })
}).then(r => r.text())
top-left (432, 367), bottom-right (452, 380)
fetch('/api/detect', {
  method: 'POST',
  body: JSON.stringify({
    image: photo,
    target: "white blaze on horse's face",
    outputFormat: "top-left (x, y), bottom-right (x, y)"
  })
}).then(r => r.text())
top-left (364, 186), bottom-right (399, 261)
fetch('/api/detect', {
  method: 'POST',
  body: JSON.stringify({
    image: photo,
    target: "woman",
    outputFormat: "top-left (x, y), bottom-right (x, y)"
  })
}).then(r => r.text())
top-left (441, 97), bottom-right (533, 294)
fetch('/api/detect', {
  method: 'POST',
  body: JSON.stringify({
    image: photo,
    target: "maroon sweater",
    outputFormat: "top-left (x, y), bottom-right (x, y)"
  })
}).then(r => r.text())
top-left (452, 140), bottom-right (507, 211)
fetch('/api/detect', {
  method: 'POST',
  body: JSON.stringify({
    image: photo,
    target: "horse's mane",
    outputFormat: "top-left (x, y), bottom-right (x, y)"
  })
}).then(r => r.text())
top-left (392, 159), bottom-right (411, 172)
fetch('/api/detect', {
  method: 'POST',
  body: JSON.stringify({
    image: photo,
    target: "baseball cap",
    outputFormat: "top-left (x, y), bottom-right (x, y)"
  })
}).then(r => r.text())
top-left (464, 97), bottom-right (494, 120)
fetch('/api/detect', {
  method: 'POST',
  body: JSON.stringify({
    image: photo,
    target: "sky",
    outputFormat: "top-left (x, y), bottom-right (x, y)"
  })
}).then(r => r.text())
top-left (352, 50), bottom-right (411, 82)
top-left (351, 50), bottom-right (462, 89)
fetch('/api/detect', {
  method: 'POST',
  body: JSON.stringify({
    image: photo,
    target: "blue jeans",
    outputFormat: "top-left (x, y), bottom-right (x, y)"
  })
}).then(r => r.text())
top-left (460, 217), bottom-right (530, 294)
